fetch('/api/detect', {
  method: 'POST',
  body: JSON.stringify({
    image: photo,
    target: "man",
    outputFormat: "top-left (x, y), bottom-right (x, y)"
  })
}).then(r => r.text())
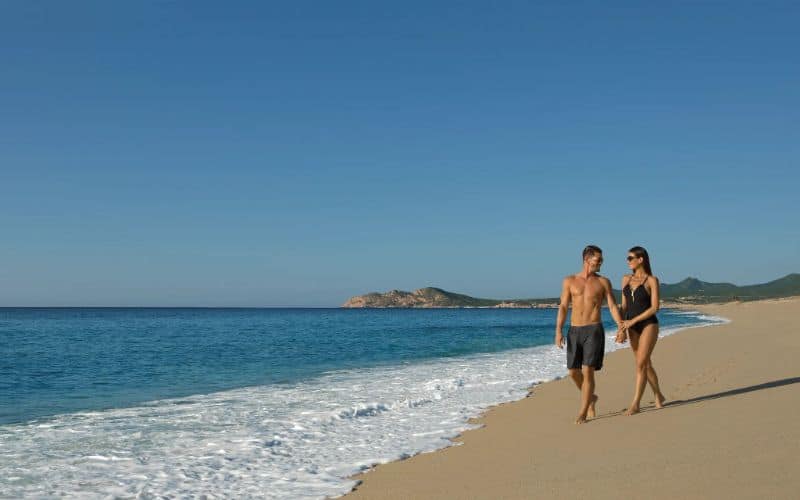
top-left (555, 245), bottom-right (624, 424)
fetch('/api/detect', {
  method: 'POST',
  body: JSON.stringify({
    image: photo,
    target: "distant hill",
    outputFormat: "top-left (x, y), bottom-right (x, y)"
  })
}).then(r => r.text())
top-left (661, 273), bottom-right (800, 303)
top-left (342, 274), bottom-right (800, 308)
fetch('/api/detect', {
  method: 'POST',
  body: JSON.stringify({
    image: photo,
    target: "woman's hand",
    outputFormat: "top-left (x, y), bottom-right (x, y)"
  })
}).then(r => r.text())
top-left (615, 328), bottom-right (628, 344)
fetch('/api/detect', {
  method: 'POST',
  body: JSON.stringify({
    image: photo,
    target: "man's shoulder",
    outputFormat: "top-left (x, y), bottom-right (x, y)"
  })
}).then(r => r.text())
top-left (596, 275), bottom-right (613, 287)
top-left (586, 274), bottom-right (611, 290)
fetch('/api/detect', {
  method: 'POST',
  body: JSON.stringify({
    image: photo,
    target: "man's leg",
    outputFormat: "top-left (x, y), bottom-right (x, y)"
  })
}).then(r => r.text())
top-left (576, 365), bottom-right (596, 424)
top-left (569, 368), bottom-right (583, 390)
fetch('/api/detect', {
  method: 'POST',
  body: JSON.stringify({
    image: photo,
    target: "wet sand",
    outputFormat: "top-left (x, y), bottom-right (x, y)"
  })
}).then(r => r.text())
top-left (345, 298), bottom-right (800, 499)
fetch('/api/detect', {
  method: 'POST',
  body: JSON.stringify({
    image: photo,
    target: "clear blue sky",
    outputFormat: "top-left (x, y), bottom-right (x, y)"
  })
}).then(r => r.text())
top-left (2, 1), bottom-right (798, 306)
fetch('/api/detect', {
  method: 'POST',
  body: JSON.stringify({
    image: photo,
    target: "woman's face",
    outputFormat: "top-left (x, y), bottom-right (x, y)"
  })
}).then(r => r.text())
top-left (627, 253), bottom-right (642, 271)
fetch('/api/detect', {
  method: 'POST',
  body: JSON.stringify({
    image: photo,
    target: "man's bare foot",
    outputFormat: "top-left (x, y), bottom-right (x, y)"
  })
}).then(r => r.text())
top-left (654, 393), bottom-right (666, 409)
top-left (587, 395), bottom-right (598, 419)
top-left (624, 405), bottom-right (640, 416)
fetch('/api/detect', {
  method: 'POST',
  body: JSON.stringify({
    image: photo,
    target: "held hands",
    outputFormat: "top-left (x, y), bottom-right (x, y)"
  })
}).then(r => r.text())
top-left (615, 324), bottom-right (628, 344)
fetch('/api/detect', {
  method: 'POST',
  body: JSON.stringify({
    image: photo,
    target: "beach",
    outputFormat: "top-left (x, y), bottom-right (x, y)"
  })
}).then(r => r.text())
top-left (346, 298), bottom-right (800, 499)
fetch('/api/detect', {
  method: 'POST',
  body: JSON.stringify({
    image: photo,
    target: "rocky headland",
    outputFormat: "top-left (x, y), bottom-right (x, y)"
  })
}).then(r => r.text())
top-left (342, 287), bottom-right (556, 308)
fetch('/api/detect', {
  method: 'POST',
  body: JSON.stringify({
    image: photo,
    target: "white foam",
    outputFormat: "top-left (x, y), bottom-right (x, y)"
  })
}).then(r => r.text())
top-left (0, 313), bottom-right (725, 499)
top-left (694, 314), bottom-right (731, 324)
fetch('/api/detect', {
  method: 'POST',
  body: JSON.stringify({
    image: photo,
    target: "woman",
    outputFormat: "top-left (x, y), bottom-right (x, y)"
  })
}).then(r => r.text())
top-left (617, 246), bottom-right (666, 415)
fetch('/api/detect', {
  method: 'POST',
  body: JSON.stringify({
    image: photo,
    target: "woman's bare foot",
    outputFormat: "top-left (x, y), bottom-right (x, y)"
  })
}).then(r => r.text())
top-left (624, 404), bottom-right (640, 416)
top-left (575, 414), bottom-right (587, 424)
top-left (654, 393), bottom-right (666, 409)
top-left (587, 395), bottom-right (598, 419)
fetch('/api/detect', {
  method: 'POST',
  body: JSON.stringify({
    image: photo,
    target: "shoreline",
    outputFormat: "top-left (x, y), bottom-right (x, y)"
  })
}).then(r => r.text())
top-left (344, 297), bottom-right (800, 499)
top-left (340, 309), bottom-right (726, 494)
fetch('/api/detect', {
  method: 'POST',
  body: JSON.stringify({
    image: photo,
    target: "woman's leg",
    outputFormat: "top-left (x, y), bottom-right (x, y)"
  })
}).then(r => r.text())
top-left (625, 323), bottom-right (659, 415)
top-left (643, 328), bottom-right (666, 408)
top-left (628, 329), bottom-right (640, 353)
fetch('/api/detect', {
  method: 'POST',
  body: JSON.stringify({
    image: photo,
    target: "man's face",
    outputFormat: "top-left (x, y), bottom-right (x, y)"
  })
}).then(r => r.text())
top-left (586, 254), bottom-right (603, 272)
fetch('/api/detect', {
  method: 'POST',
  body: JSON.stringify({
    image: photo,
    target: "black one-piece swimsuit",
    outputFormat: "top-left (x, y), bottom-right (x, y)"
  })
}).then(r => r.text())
top-left (623, 281), bottom-right (659, 335)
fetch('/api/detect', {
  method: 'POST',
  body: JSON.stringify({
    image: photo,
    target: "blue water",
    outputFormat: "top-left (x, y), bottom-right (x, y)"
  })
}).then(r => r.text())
top-left (2, 307), bottom-right (703, 426)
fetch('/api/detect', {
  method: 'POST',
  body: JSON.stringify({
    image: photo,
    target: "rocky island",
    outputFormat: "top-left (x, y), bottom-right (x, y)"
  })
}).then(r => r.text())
top-left (342, 287), bottom-right (556, 308)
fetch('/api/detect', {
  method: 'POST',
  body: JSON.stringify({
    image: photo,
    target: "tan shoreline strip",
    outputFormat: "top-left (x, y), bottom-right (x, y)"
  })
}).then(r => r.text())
top-left (345, 298), bottom-right (800, 499)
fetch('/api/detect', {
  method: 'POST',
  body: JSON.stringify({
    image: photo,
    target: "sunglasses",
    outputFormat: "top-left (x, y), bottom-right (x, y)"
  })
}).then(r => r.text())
top-left (626, 256), bottom-right (639, 262)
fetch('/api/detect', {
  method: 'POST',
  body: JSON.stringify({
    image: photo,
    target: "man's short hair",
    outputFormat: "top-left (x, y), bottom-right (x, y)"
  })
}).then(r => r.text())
top-left (582, 245), bottom-right (602, 260)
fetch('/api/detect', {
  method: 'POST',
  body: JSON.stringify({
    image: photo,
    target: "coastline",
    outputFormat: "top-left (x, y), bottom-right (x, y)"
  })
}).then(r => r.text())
top-left (344, 297), bottom-right (800, 499)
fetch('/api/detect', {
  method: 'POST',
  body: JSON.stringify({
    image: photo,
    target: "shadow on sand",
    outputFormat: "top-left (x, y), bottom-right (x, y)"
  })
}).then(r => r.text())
top-left (666, 376), bottom-right (800, 408)
top-left (597, 376), bottom-right (800, 419)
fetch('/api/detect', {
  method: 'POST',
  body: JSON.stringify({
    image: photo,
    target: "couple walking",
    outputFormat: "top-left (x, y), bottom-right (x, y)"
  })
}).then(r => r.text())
top-left (555, 245), bottom-right (665, 424)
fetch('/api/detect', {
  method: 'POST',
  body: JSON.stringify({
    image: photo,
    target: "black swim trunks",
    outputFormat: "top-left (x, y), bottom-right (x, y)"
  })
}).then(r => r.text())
top-left (567, 323), bottom-right (605, 371)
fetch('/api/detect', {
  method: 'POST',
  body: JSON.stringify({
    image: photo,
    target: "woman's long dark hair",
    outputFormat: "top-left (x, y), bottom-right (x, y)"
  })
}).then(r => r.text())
top-left (629, 246), bottom-right (653, 276)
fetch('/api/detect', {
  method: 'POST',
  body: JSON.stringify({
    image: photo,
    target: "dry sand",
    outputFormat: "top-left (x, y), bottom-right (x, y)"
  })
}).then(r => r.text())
top-left (345, 298), bottom-right (800, 499)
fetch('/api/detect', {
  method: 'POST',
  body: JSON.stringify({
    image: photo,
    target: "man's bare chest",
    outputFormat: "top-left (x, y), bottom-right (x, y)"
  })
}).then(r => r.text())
top-left (570, 279), bottom-right (604, 300)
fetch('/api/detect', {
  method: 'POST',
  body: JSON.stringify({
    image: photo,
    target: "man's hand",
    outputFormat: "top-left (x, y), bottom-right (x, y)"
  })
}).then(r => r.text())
top-left (555, 332), bottom-right (564, 349)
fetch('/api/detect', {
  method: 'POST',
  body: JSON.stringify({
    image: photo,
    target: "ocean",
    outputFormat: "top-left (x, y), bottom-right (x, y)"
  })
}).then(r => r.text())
top-left (0, 307), bottom-right (725, 498)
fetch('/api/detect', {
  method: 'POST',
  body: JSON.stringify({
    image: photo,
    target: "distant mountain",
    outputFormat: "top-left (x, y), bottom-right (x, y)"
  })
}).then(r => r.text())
top-left (661, 273), bottom-right (800, 303)
top-left (342, 274), bottom-right (800, 308)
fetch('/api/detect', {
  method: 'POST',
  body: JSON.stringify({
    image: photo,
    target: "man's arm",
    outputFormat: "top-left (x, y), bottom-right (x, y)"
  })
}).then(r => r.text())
top-left (619, 275), bottom-right (629, 317)
top-left (555, 277), bottom-right (571, 348)
top-left (602, 277), bottom-right (624, 328)
top-left (616, 276), bottom-right (630, 343)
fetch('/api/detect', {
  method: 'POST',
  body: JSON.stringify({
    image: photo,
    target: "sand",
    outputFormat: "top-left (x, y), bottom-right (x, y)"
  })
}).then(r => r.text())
top-left (345, 298), bottom-right (800, 499)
